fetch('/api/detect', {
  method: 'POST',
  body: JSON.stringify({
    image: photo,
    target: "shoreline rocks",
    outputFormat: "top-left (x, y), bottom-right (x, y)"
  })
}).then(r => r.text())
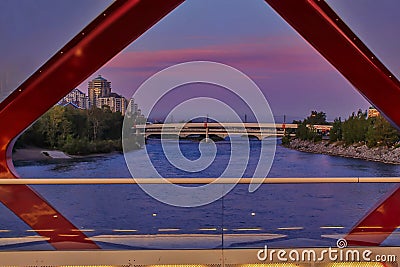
top-left (286, 139), bottom-right (400, 165)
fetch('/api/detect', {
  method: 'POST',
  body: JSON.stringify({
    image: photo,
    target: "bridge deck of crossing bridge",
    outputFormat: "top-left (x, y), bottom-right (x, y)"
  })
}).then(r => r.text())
top-left (133, 123), bottom-right (329, 140)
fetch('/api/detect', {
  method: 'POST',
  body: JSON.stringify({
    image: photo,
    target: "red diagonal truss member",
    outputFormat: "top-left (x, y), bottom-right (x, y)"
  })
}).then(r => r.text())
top-left (264, 0), bottom-right (400, 246)
top-left (0, 0), bottom-right (184, 249)
top-left (1, 0), bottom-right (399, 249)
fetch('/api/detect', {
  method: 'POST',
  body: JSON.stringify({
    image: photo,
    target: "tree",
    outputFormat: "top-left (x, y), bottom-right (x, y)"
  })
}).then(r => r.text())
top-left (296, 120), bottom-right (309, 140)
top-left (65, 107), bottom-right (88, 140)
top-left (366, 116), bottom-right (399, 147)
top-left (342, 109), bottom-right (368, 145)
top-left (102, 110), bottom-right (124, 140)
top-left (305, 111), bottom-right (328, 125)
top-left (295, 120), bottom-right (321, 142)
top-left (16, 105), bottom-right (146, 155)
top-left (87, 107), bottom-right (104, 141)
top-left (43, 106), bottom-right (72, 148)
top-left (14, 115), bottom-right (47, 148)
top-left (329, 117), bottom-right (342, 142)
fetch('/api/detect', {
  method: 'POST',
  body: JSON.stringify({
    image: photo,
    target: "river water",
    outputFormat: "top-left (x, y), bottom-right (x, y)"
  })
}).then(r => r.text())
top-left (4, 139), bottom-right (400, 250)
top-left (14, 139), bottom-right (400, 178)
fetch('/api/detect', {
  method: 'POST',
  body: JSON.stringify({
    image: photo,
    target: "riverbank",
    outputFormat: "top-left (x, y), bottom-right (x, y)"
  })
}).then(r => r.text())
top-left (286, 139), bottom-right (400, 164)
top-left (12, 147), bottom-right (71, 161)
top-left (12, 147), bottom-right (125, 161)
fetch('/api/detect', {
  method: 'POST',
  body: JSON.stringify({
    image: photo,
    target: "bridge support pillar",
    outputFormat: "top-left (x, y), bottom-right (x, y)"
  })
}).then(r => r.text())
top-left (205, 126), bottom-right (210, 143)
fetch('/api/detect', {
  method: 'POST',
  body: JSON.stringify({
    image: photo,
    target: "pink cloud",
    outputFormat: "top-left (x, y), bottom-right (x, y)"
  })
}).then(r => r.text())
top-left (105, 37), bottom-right (332, 79)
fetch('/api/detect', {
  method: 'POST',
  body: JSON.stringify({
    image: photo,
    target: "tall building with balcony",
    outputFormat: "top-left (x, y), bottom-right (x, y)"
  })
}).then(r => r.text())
top-left (88, 75), bottom-right (111, 108)
top-left (58, 88), bottom-right (88, 109)
top-left (126, 98), bottom-right (146, 124)
top-left (97, 93), bottom-right (127, 114)
top-left (57, 75), bottom-right (132, 115)
top-left (126, 98), bottom-right (140, 117)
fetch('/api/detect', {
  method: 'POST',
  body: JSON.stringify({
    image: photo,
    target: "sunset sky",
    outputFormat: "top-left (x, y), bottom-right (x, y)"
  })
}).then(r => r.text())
top-left (0, 0), bottom-right (399, 122)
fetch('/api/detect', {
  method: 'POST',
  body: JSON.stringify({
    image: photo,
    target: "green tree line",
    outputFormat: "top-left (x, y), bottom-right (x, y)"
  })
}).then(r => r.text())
top-left (291, 111), bottom-right (328, 142)
top-left (329, 109), bottom-right (399, 147)
top-left (15, 105), bottom-right (144, 155)
top-left (291, 109), bottom-right (400, 148)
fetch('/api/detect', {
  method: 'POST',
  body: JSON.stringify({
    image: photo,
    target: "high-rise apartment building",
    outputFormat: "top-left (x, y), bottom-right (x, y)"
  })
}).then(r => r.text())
top-left (58, 88), bottom-right (88, 109)
top-left (57, 75), bottom-right (135, 115)
top-left (88, 75), bottom-right (111, 108)
top-left (97, 93), bottom-right (127, 114)
top-left (126, 98), bottom-right (140, 117)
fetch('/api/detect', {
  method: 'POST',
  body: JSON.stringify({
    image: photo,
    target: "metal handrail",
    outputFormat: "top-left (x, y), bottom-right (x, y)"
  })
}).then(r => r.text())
top-left (0, 177), bottom-right (399, 184)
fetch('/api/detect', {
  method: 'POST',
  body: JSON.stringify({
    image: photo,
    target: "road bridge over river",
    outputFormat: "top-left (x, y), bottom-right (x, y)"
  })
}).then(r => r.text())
top-left (136, 123), bottom-right (332, 141)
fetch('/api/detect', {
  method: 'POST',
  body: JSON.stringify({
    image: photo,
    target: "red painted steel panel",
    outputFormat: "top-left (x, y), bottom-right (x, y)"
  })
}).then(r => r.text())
top-left (345, 186), bottom-right (400, 246)
top-left (0, 0), bottom-right (399, 249)
top-left (0, 0), bottom-right (184, 249)
top-left (264, 0), bottom-right (400, 246)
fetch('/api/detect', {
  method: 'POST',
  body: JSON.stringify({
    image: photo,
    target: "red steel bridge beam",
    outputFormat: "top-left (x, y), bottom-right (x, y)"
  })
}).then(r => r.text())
top-left (0, 0), bottom-right (184, 249)
top-left (1, 0), bottom-right (399, 249)
top-left (264, 0), bottom-right (400, 246)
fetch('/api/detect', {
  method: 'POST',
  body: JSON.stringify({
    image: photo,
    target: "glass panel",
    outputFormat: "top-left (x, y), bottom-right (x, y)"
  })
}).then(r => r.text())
top-left (12, 0), bottom-right (383, 176)
top-left (0, 202), bottom-right (54, 250)
top-left (0, 184), bottom-right (223, 250)
top-left (4, 0), bottom-right (400, 253)
top-left (1, 183), bottom-right (398, 250)
top-left (222, 183), bottom-right (397, 248)
top-left (326, 0), bottom-right (400, 79)
top-left (75, 0), bottom-right (370, 123)
top-left (0, 0), bottom-right (113, 101)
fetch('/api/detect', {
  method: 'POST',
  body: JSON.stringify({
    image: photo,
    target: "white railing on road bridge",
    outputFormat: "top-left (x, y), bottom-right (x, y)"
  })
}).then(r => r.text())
top-left (135, 123), bottom-right (330, 140)
top-left (137, 123), bottom-right (332, 131)
top-left (137, 122), bottom-right (299, 130)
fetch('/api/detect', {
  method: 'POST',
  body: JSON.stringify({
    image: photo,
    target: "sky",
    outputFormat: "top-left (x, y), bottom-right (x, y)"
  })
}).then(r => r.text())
top-left (0, 0), bottom-right (399, 122)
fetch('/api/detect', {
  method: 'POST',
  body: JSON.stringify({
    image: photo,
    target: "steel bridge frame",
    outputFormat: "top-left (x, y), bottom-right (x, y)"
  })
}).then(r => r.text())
top-left (0, 0), bottom-right (399, 250)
